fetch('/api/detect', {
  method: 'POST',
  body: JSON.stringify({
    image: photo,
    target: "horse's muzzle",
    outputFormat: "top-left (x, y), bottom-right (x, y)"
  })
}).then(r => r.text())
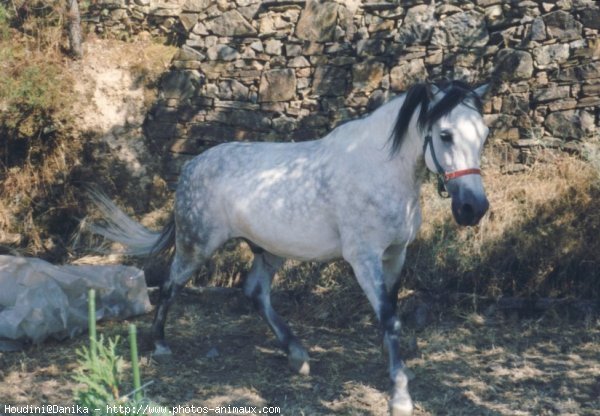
top-left (446, 177), bottom-right (489, 226)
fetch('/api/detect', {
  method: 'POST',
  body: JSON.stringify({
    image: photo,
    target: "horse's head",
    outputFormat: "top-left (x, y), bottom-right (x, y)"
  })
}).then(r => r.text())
top-left (425, 82), bottom-right (489, 226)
top-left (391, 81), bottom-right (490, 226)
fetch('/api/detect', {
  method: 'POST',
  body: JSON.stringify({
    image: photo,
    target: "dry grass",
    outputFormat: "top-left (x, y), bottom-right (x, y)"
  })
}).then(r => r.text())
top-left (405, 148), bottom-right (600, 299)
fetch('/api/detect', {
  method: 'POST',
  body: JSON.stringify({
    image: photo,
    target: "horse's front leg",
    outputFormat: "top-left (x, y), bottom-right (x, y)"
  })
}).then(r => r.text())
top-left (346, 248), bottom-right (413, 416)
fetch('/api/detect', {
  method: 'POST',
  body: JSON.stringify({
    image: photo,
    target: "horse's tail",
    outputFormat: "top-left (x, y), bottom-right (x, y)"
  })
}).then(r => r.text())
top-left (86, 188), bottom-right (175, 286)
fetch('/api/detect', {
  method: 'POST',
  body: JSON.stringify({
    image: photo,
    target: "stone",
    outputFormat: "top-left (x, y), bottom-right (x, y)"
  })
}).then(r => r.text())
top-left (543, 11), bottom-right (582, 41)
top-left (397, 4), bottom-right (435, 44)
top-left (183, 0), bottom-right (211, 12)
top-left (390, 59), bottom-right (427, 92)
top-left (295, 0), bottom-right (339, 42)
top-left (179, 13), bottom-right (198, 32)
top-left (285, 44), bottom-right (302, 57)
top-left (312, 66), bottom-right (348, 97)
top-left (264, 39), bottom-right (282, 55)
top-left (149, 2), bottom-right (181, 16)
top-left (272, 115), bottom-right (298, 133)
top-left (431, 11), bottom-right (489, 48)
top-left (554, 62), bottom-right (600, 81)
top-left (532, 43), bottom-right (570, 68)
top-left (544, 110), bottom-right (584, 139)
top-left (205, 109), bottom-right (271, 130)
top-left (352, 60), bottom-right (385, 92)
top-left (530, 17), bottom-right (546, 41)
top-left (207, 44), bottom-right (240, 61)
top-left (533, 84), bottom-right (571, 102)
top-left (494, 49), bottom-right (534, 81)
top-left (207, 10), bottom-right (257, 36)
top-left (580, 7), bottom-right (600, 29)
top-left (159, 70), bottom-right (202, 101)
top-left (357, 39), bottom-right (387, 56)
top-left (258, 69), bottom-right (296, 102)
top-left (217, 79), bottom-right (249, 101)
top-left (175, 45), bottom-right (206, 61)
top-left (288, 56), bottom-right (310, 68)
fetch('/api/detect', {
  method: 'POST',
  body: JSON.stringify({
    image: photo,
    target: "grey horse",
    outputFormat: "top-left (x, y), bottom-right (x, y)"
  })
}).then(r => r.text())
top-left (89, 80), bottom-right (490, 416)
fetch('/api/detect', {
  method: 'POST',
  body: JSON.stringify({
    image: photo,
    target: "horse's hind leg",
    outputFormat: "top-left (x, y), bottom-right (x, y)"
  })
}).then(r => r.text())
top-left (244, 248), bottom-right (310, 375)
top-left (152, 250), bottom-right (204, 355)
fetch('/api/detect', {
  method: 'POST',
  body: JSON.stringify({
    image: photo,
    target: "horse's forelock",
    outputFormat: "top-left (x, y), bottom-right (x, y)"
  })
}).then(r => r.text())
top-left (389, 81), bottom-right (483, 156)
top-left (426, 81), bottom-right (483, 127)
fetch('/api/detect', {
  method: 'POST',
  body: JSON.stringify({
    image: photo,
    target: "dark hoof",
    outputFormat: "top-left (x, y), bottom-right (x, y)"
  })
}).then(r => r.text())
top-left (287, 339), bottom-right (310, 376)
top-left (153, 341), bottom-right (173, 358)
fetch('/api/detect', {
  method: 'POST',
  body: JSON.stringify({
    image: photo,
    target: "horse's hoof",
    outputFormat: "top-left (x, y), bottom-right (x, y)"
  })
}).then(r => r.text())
top-left (390, 369), bottom-right (413, 416)
top-left (389, 395), bottom-right (413, 416)
top-left (153, 341), bottom-right (173, 357)
top-left (287, 340), bottom-right (310, 376)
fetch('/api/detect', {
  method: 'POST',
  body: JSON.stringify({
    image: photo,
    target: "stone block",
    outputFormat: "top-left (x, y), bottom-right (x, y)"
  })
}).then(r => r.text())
top-left (352, 60), bottom-right (385, 92)
top-left (390, 59), bottom-right (427, 92)
top-left (258, 69), bottom-right (297, 102)
top-left (295, 0), bottom-right (339, 42)
top-left (207, 10), bottom-right (257, 36)
top-left (494, 49), bottom-right (534, 81)
top-left (431, 11), bottom-right (489, 48)
top-left (312, 66), bottom-right (348, 97)
top-left (543, 11), bottom-right (583, 41)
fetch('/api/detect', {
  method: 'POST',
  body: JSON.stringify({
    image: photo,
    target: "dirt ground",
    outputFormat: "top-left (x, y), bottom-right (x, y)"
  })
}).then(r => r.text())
top-left (1, 286), bottom-right (598, 416)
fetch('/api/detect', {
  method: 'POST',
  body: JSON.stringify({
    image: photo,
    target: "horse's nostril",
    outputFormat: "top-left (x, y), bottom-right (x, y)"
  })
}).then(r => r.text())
top-left (461, 203), bottom-right (474, 218)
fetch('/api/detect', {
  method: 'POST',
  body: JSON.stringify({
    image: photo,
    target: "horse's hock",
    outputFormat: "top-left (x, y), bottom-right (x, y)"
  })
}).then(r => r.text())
top-left (85, 0), bottom-right (600, 185)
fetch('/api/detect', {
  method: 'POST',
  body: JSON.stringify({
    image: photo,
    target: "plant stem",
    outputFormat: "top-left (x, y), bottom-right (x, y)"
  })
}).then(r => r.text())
top-left (88, 288), bottom-right (97, 363)
top-left (129, 324), bottom-right (142, 402)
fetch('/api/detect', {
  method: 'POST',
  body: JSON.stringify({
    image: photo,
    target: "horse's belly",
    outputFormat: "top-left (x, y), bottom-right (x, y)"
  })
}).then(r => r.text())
top-left (230, 209), bottom-right (342, 261)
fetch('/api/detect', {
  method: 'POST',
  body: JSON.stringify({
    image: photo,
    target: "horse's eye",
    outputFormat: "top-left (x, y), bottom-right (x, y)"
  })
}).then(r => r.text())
top-left (440, 131), bottom-right (453, 143)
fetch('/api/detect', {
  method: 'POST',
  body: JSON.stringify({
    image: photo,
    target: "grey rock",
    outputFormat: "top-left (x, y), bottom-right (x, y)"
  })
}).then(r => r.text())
top-left (258, 69), bottom-right (296, 102)
top-left (580, 7), bottom-right (600, 30)
top-left (544, 110), bottom-right (584, 139)
top-left (532, 43), bottom-right (570, 68)
top-left (295, 0), bottom-right (339, 42)
top-left (543, 11), bottom-right (582, 41)
top-left (494, 49), bottom-right (534, 81)
top-left (397, 4), bottom-right (435, 44)
top-left (206, 44), bottom-right (240, 61)
top-left (182, 0), bottom-right (212, 12)
top-left (390, 59), bottom-right (427, 92)
top-left (312, 66), bottom-right (348, 97)
top-left (207, 10), bottom-right (257, 36)
top-left (431, 11), bottom-right (489, 48)
top-left (530, 17), bottom-right (546, 41)
top-left (352, 60), bottom-right (385, 92)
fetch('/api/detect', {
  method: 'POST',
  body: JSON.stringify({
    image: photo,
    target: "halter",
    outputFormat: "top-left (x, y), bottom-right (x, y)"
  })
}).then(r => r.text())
top-left (423, 127), bottom-right (481, 197)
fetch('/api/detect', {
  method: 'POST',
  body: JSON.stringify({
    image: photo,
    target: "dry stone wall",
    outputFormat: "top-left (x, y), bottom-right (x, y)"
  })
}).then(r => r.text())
top-left (86, 0), bottom-right (600, 183)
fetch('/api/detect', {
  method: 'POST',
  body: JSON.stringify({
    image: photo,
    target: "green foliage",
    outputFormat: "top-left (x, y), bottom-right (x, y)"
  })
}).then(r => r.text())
top-left (73, 335), bottom-right (125, 411)
top-left (73, 290), bottom-right (169, 416)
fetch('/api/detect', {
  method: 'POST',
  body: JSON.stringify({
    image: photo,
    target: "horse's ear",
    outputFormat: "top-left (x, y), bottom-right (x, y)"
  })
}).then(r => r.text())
top-left (474, 83), bottom-right (490, 100)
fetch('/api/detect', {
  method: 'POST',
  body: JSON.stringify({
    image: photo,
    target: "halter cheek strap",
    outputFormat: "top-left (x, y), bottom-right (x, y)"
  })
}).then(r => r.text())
top-left (423, 129), bottom-right (482, 197)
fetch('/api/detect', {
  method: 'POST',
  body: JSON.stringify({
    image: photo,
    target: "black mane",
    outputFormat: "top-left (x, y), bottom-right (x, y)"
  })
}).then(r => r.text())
top-left (389, 80), bottom-right (483, 155)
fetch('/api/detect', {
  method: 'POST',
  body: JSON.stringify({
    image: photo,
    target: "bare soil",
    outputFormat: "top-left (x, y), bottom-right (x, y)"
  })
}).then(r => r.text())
top-left (1, 287), bottom-right (598, 416)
